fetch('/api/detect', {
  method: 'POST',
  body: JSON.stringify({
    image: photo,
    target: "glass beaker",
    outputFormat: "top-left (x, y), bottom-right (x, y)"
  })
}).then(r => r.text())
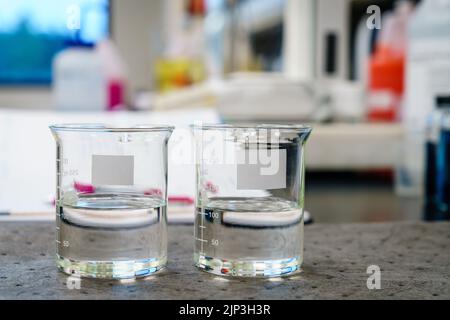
top-left (50, 124), bottom-right (173, 279)
top-left (191, 124), bottom-right (312, 277)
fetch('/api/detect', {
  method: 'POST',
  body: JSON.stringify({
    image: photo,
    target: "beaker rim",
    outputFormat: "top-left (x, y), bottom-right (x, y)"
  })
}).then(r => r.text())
top-left (190, 123), bottom-right (313, 132)
top-left (49, 123), bottom-right (175, 133)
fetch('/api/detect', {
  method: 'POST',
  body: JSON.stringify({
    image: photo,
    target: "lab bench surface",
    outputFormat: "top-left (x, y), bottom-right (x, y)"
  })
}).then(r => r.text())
top-left (0, 221), bottom-right (449, 300)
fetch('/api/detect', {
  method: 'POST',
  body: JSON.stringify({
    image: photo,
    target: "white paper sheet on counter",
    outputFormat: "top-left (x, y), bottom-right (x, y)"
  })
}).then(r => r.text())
top-left (0, 108), bottom-right (220, 221)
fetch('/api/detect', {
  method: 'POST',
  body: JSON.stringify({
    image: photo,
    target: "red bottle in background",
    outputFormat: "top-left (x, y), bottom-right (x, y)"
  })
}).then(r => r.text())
top-left (368, 45), bottom-right (404, 121)
top-left (367, 1), bottom-right (413, 122)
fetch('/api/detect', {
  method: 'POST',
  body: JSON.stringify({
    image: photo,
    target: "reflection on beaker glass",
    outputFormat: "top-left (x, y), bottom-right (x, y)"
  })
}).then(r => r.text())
top-left (50, 124), bottom-right (173, 279)
top-left (191, 124), bottom-right (312, 277)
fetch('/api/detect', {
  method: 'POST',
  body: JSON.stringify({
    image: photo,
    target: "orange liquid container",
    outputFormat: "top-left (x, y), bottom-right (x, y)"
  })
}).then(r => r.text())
top-left (368, 45), bottom-right (405, 122)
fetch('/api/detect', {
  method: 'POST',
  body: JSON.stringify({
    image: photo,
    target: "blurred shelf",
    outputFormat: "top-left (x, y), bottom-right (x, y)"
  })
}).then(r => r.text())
top-left (306, 123), bottom-right (403, 170)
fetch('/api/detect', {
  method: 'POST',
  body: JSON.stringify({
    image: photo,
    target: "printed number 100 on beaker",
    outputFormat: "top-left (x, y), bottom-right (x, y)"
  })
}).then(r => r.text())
top-left (192, 124), bottom-right (312, 277)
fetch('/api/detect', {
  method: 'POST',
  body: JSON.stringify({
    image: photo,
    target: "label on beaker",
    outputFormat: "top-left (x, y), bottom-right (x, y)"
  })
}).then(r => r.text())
top-left (236, 149), bottom-right (286, 190)
top-left (91, 155), bottom-right (134, 186)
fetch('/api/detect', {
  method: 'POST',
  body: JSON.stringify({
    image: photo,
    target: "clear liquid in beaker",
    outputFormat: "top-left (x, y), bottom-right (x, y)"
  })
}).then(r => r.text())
top-left (56, 194), bottom-right (167, 279)
top-left (194, 197), bottom-right (303, 277)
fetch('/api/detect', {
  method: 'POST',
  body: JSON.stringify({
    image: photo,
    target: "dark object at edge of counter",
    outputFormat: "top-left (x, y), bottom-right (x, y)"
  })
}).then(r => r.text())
top-left (424, 96), bottom-right (450, 221)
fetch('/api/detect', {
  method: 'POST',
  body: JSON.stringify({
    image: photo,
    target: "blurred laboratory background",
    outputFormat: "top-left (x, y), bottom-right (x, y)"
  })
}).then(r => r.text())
top-left (0, 0), bottom-right (449, 223)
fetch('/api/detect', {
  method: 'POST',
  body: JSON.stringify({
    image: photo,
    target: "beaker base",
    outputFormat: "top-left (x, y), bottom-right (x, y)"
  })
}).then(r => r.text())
top-left (194, 253), bottom-right (302, 277)
top-left (56, 254), bottom-right (166, 279)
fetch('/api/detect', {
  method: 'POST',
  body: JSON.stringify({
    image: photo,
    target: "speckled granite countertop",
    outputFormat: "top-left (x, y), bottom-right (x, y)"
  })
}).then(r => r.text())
top-left (0, 221), bottom-right (448, 300)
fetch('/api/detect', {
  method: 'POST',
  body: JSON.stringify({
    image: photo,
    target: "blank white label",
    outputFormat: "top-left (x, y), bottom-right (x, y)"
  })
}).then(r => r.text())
top-left (91, 155), bottom-right (134, 186)
top-left (236, 149), bottom-right (286, 190)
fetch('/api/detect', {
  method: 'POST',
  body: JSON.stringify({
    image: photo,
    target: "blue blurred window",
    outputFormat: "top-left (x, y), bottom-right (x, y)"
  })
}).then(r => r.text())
top-left (0, 0), bottom-right (109, 85)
